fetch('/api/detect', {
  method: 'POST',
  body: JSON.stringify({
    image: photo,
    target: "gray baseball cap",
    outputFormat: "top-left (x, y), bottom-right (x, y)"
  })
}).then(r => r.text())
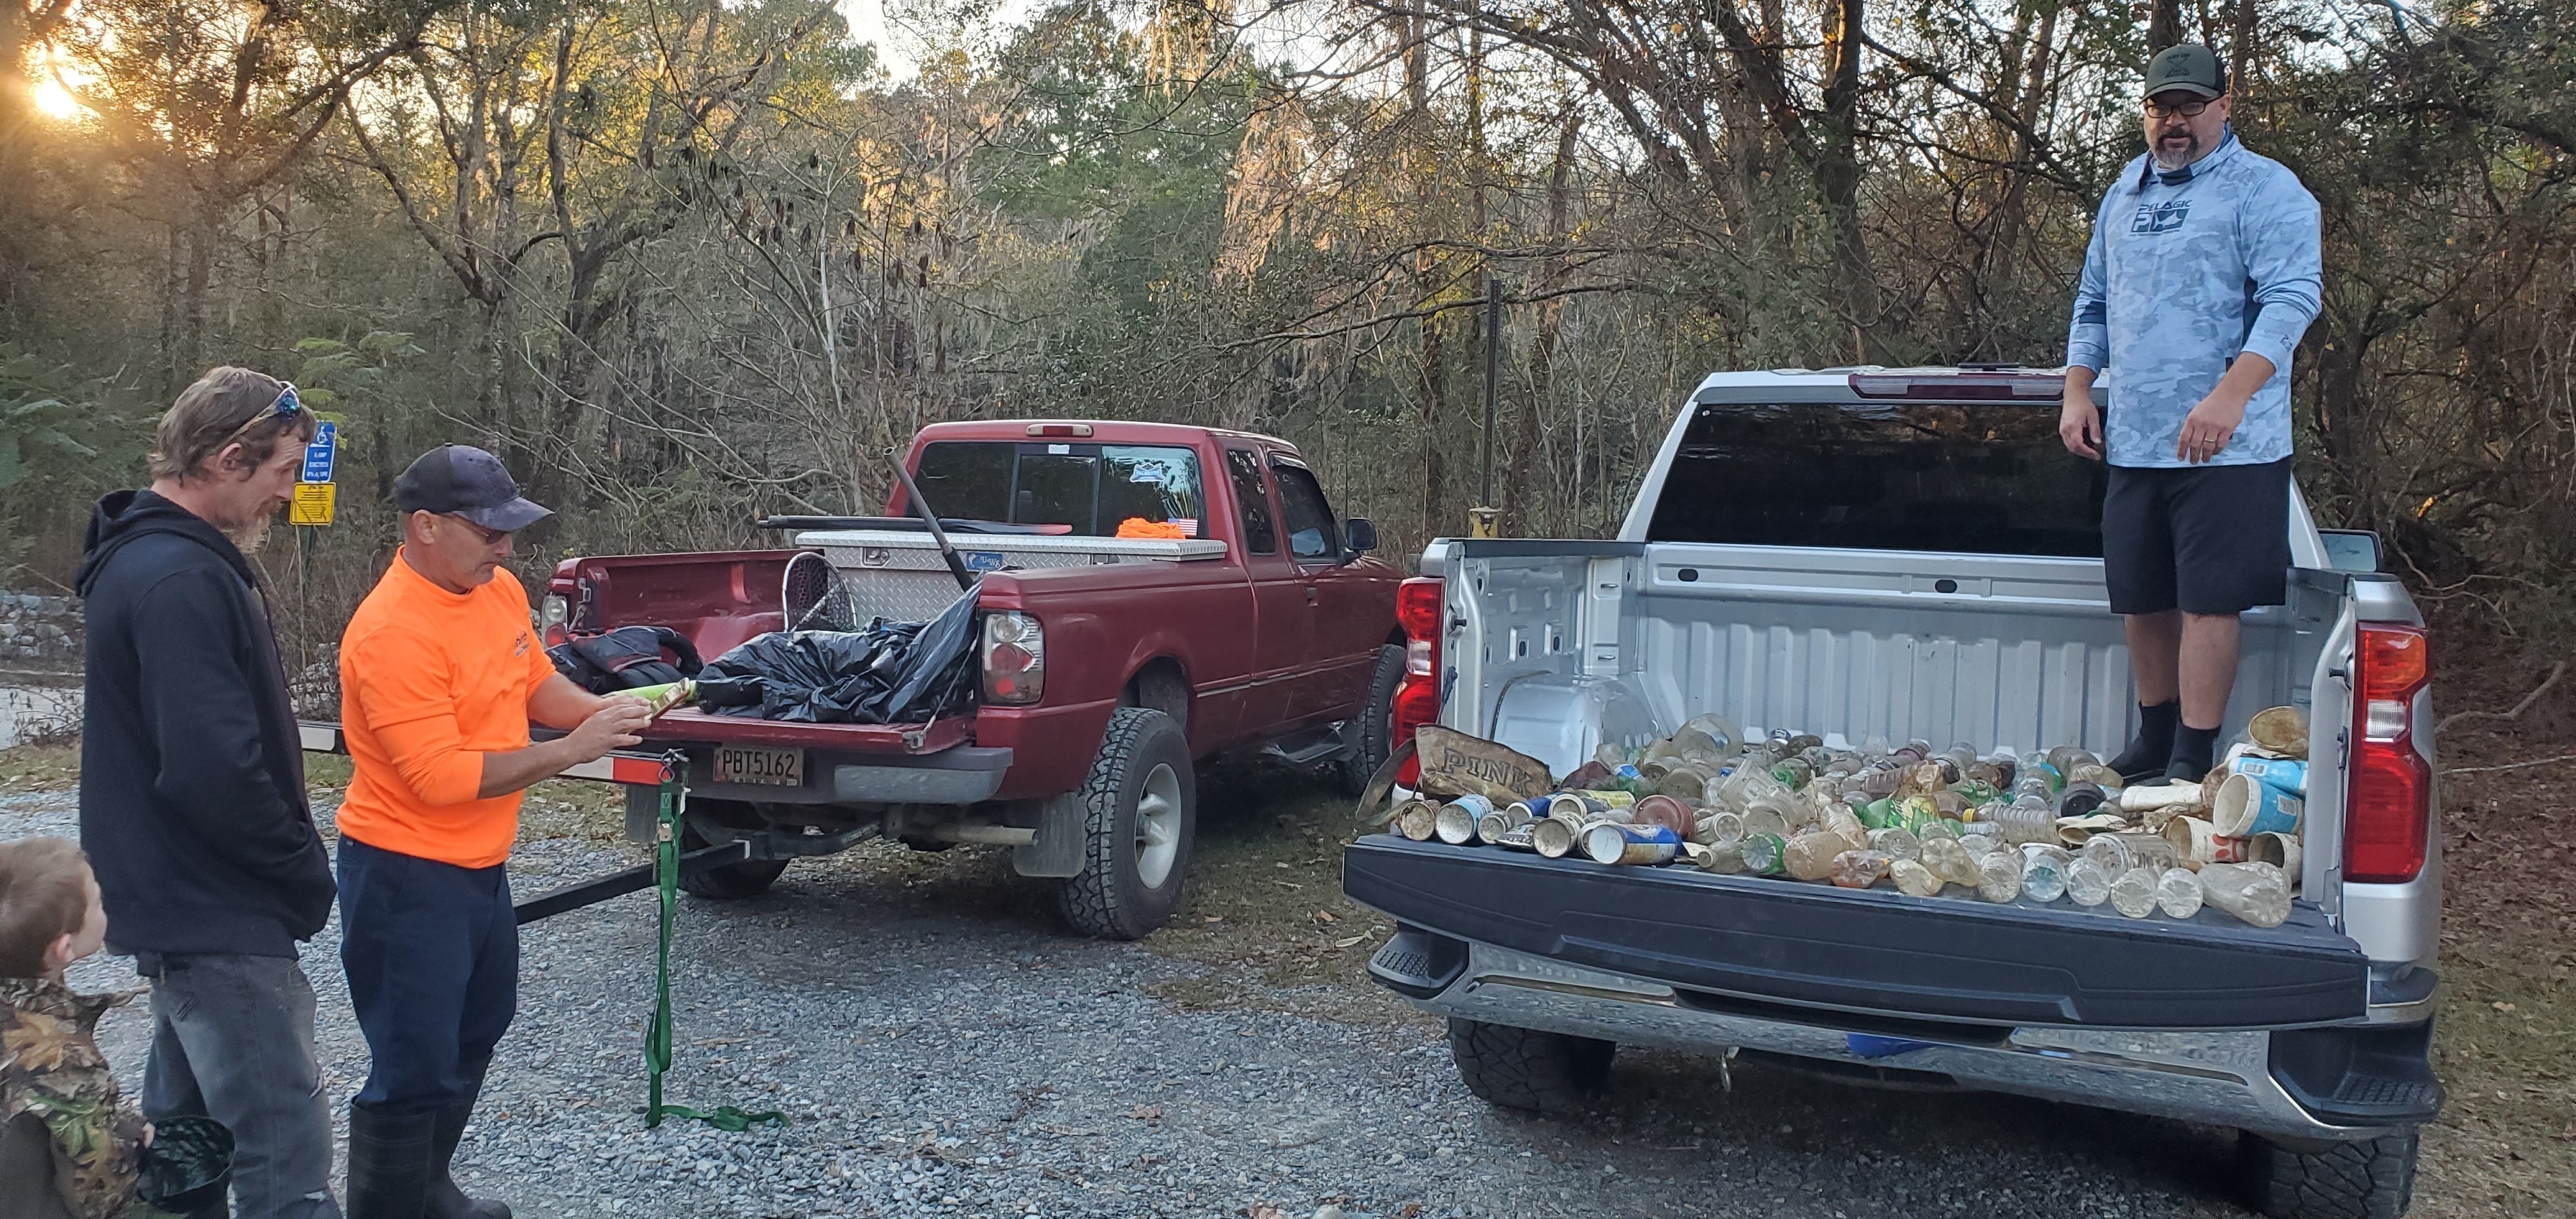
top-left (394, 444), bottom-right (553, 532)
top-left (2143, 45), bottom-right (2227, 99)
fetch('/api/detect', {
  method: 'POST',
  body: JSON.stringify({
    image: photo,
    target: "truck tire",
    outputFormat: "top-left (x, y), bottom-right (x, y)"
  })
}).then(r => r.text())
top-left (1335, 644), bottom-right (1406, 796)
top-left (2244, 1128), bottom-right (2419, 1219)
top-left (677, 823), bottom-right (790, 900)
top-left (1447, 1018), bottom-right (1615, 1116)
top-left (1057, 707), bottom-right (1196, 940)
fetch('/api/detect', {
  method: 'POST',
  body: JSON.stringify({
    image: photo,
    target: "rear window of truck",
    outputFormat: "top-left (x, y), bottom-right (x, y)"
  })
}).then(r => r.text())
top-left (914, 442), bottom-right (1206, 537)
top-left (1643, 401), bottom-right (2107, 556)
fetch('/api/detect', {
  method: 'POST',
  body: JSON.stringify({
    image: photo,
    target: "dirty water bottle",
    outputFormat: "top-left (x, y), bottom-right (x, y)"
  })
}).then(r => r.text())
top-left (1920, 836), bottom-right (1982, 887)
top-left (1866, 826), bottom-right (1920, 862)
top-left (1740, 832), bottom-right (1789, 877)
top-left (2064, 855), bottom-right (2114, 907)
top-left (1890, 857), bottom-right (1945, 897)
top-left (2156, 866), bottom-right (2205, 919)
top-left (2020, 845), bottom-right (2074, 903)
top-left (1975, 849), bottom-right (2022, 903)
top-left (2199, 862), bottom-right (2292, 928)
top-left (2108, 864), bottom-right (2161, 918)
top-left (1832, 849), bottom-right (1894, 889)
top-left (1988, 795), bottom-right (2057, 846)
top-left (1782, 831), bottom-right (1850, 881)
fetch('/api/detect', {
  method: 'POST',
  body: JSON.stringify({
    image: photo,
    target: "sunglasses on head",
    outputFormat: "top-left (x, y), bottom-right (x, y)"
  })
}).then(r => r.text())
top-left (217, 381), bottom-right (305, 449)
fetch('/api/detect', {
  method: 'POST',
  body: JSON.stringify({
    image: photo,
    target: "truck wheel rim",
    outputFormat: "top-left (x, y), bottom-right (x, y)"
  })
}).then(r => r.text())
top-left (1134, 762), bottom-right (1183, 889)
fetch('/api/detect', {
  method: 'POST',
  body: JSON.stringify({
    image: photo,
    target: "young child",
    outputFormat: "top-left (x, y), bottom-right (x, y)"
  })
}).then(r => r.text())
top-left (0, 836), bottom-right (152, 1219)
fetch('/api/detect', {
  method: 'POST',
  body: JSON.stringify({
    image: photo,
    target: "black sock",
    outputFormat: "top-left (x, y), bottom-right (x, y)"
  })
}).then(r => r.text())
top-left (2109, 701), bottom-right (2179, 778)
top-left (2166, 723), bottom-right (2221, 781)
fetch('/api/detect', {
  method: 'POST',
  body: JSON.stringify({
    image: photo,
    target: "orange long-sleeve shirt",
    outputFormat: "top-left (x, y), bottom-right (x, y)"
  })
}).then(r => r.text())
top-left (335, 553), bottom-right (557, 868)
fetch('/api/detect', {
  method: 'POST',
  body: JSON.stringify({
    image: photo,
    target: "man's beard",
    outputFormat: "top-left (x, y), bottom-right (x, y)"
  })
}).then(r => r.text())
top-left (226, 511), bottom-right (274, 555)
top-left (2153, 129), bottom-right (2204, 171)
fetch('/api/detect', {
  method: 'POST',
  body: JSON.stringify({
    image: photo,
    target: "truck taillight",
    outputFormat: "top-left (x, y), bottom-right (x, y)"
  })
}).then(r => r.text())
top-left (539, 594), bottom-right (571, 648)
top-left (980, 612), bottom-right (1045, 705)
top-left (1393, 578), bottom-right (1444, 785)
top-left (2346, 624), bottom-right (2432, 884)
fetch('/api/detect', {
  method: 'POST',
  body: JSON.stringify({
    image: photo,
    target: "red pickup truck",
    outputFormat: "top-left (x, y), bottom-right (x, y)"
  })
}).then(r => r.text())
top-left (542, 420), bottom-right (1404, 937)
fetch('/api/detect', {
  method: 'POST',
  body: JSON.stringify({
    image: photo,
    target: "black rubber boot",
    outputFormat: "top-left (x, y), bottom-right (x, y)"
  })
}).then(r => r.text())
top-left (346, 1106), bottom-right (435, 1219)
top-left (2108, 701), bottom-right (2180, 781)
top-left (2165, 723), bottom-right (2221, 783)
top-left (429, 1057), bottom-right (513, 1219)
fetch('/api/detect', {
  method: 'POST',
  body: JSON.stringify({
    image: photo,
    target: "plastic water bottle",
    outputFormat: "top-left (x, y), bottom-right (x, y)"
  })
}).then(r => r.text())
top-left (1987, 794), bottom-right (2057, 845)
top-left (1831, 849), bottom-right (1893, 889)
top-left (2065, 855), bottom-right (2113, 907)
top-left (1920, 836), bottom-right (1982, 887)
top-left (2156, 867), bottom-right (2205, 919)
top-left (1890, 857), bottom-right (1945, 896)
top-left (1866, 826), bottom-right (1920, 861)
top-left (2108, 864), bottom-right (2161, 918)
top-left (2200, 862), bottom-right (2292, 928)
top-left (2020, 845), bottom-right (2074, 902)
top-left (1975, 850), bottom-right (2022, 903)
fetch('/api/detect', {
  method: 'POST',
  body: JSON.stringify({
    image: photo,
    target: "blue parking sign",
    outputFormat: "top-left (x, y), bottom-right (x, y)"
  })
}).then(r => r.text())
top-left (301, 422), bottom-right (337, 483)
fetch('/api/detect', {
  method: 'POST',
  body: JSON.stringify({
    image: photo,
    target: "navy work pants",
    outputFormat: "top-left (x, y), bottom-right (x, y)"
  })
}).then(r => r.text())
top-left (336, 834), bottom-right (518, 1116)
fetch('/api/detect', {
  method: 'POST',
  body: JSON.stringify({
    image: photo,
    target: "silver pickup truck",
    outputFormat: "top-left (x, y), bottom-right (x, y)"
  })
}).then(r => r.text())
top-left (1347, 367), bottom-right (2442, 1219)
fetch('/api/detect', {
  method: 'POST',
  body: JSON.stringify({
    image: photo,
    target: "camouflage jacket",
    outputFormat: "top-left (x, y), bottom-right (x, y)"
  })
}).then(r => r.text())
top-left (0, 977), bottom-right (153, 1219)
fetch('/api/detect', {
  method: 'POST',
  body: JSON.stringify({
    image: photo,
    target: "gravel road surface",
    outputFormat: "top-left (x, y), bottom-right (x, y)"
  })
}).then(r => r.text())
top-left (6, 776), bottom-right (2276, 1219)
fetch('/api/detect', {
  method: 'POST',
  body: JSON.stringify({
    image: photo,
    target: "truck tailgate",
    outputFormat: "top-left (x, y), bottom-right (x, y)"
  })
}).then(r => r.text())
top-left (1345, 836), bottom-right (2368, 1030)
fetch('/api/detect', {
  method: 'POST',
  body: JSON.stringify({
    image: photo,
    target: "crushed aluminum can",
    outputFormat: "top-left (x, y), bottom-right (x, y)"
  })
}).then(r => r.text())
top-left (1476, 799), bottom-right (1541, 845)
top-left (1490, 824), bottom-right (1539, 852)
top-left (1631, 793), bottom-right (1696, 836)
top-left (1582, 821), bottom-right (1681, 866)
top-left (1395, 799), bottom-right (1441, 841)
top-left (1435, 794), bottom-right (1495, 845)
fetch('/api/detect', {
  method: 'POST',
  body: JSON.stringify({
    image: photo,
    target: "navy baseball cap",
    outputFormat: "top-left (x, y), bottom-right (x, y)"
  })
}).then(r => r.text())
top-left (394, 445), bottom-right (553, 532)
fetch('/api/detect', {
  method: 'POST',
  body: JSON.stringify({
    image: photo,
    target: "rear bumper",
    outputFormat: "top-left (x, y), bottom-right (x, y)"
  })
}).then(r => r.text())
top-left (1381, 935), bottom-right (2437, 1141)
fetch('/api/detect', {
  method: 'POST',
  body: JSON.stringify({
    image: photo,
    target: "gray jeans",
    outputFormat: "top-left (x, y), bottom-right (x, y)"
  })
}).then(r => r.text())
top-left (135, 951), bottom-right (342, 1219)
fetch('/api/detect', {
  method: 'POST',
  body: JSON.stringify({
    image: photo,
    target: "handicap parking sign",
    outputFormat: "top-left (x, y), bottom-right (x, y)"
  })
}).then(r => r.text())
top-left (301, 421), bottom-right (337, 483)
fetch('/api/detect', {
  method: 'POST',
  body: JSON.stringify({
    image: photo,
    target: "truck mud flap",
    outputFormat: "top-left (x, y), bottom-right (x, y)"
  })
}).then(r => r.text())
top-left (1344, 836), bottom-right (2370, 1030)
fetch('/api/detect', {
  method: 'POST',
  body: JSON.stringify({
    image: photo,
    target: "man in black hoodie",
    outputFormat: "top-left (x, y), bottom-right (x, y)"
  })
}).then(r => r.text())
top-left (76, 366), bottom-right (342, 1219)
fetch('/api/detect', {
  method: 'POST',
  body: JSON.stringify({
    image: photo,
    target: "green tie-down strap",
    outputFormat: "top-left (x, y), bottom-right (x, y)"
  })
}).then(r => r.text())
top-left (644, 753), bottom-right (788, 1132)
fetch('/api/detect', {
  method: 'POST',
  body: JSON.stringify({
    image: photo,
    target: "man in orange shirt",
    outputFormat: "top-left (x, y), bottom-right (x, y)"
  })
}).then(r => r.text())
top-left (334, 446), bottom-right (652, 1219)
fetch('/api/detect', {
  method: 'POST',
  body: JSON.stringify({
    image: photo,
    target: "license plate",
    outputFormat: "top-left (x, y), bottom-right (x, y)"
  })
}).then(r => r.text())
top-left (714, 747), bottom-right (804, 786)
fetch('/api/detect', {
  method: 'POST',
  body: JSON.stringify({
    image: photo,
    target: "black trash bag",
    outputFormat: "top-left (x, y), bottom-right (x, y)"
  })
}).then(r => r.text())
top-left (139, 1115), bottom-right (234, 1212)
top-left (697, 581), bottom-right (981, 724)
top-left (548, 625), bottom-right (703, 693)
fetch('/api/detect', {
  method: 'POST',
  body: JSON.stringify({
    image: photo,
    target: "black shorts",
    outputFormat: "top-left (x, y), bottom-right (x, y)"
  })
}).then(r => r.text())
top-left (2102, 458), bottom-right (2291, 616)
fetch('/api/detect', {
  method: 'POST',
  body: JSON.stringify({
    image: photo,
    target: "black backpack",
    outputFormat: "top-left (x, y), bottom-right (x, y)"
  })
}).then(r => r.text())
top-left (547, 625), bottom-right (703, 693)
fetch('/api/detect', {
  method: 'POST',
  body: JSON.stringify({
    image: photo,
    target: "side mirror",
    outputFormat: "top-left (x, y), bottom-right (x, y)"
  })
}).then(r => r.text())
top-left (1342, 518), bottom-right (1379, 555)
top-left (2318, 528), bottom-right (2382, 574)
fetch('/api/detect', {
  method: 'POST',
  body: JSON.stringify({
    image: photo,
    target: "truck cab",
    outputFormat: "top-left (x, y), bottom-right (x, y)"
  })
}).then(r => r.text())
top-left (1347, 368), bottom-right (2441, 1218)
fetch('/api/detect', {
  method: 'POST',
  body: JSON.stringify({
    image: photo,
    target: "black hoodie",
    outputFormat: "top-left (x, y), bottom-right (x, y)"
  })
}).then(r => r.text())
top-left (73, 489), bottom-right (335, 956)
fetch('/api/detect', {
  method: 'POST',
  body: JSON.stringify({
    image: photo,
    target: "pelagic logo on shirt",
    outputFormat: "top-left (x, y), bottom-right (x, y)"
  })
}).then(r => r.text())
top-left (2131, 199), bottom-right (2192, 234)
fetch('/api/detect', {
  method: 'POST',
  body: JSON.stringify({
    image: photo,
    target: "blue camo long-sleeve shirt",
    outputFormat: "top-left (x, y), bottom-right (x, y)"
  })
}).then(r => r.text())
top-left (2066, 131), bottom-right (2322, 468)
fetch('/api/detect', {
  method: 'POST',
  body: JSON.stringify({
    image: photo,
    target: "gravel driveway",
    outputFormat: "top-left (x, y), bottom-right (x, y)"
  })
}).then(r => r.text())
top-left (4, 777), bottom-right (2269, 1219)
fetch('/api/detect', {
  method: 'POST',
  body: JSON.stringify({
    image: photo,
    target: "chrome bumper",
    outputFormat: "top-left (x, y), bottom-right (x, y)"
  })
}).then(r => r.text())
top-left (1410, 942), bottom-right (2396, 1142)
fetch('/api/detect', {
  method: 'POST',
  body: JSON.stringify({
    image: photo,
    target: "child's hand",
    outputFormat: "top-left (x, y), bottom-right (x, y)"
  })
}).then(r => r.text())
top-left (142, 1122), bottom-right (153, 1147)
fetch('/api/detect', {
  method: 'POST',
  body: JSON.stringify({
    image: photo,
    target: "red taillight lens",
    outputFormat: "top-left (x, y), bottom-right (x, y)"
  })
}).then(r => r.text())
top-left (1392, 577), bottom-right (1445, 786)
top-left (2347, 624), bottom-right (2432, 884)
top-left (979, 612), bottom-right (1045, 705)
top-left (1393, 677), bottom-right (1441, 786)
top-left (1397, 578), bottom-right (1443, 640)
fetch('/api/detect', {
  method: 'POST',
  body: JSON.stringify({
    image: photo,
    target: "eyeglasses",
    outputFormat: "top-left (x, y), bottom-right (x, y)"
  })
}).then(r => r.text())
top-left (217, 381), bottom-right (304, 449)
top-left (2145, 97), bottom-right (2216, 118)
top-left (444, 515), bottom-right (511, 546)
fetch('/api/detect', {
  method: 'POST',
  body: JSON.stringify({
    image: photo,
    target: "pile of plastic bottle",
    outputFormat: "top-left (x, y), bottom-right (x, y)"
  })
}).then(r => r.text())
top-left (1393, 716), bottom-right (2296, 929)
